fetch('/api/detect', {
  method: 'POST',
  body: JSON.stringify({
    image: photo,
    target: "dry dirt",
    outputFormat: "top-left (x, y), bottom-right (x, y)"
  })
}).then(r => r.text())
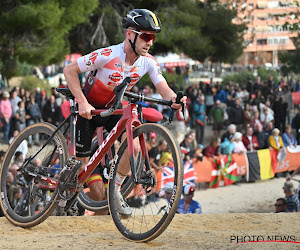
top-left (1, 177), bottom-right (300, 249)
top-left (0, 214), bottom-right (299, 249)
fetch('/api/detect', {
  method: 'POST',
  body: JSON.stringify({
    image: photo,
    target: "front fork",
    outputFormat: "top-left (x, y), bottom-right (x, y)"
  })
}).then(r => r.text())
top-left (126, 122), bottom-right (152, 186)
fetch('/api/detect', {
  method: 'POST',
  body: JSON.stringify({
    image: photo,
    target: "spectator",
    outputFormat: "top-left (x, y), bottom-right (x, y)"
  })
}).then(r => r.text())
top-left (246, 77), bottom-right (254, 97)
top-left (163, 182), bottom-right (174, 202)
top-left (243, 103), bottom-right (252, 131)
top-left (180, 132), bottom-right (196, 161)
top-left (295, 80), bottom-right (300, 92)
top-left (0, 91), bottom-right (12, 143)
top-left (227, 99), bottom-right (244, 132)
top-left (177, 184), bottom-right (202, 214)
top-left (282, 125), bottom-right (297, 147)
top-left (254, 123), bottom-right (268, 149)
top-left (194, 96), bottom-right (206, 145)
top-left (251, 89), bottom-right (265, 111)
top-left (9, 89), bottom-right (22, 136)
top-left (261, 80), bottom-right (272, 100)
top-left (233, 132), bottom-right (247, 153)
top-left (275, 198), bottom-right (288, 213)
top-left (194, 144), bottom-right (204, 162)
top-left (214, 84), bottom-right (226, 103)
top-left (268, 128), bottom-right (284, 150)
top-left (15, 101), bottom-right (27, 132)
top-left (283, 181), bottom-right (300, 212)
top-left (209, 100), bottom-right (224, 137)
top-left (260, 106), bottom-right (274, 127)
top-left (204, 137), bottom-right (220, 158)
top-left (27, 96), bottom-right (41, 146)
top-left (282, 86), bottom-right (294, 125)
top-left (292, 106), bottom-right (300, 144)
top-left (146, 132), bottom-right (157, 151)
top-left (242, 127), bottom-right (259, 151)
top-left (250, 110), bottom-right (262, 129)
top-left (9, 130), bottom-right (28, 161)
top-left (42, 95), bottom-right (60, 126)
top-left (39, 91), bottom-right (48, 111)
top-left (148, 140), bottom-right (168, 171)
top-left (273, 95), bottom-right (288, 133)
top-left (219, 135), bottom-right (235, 155)
top-left (221, 124), bottom-right (236, 142)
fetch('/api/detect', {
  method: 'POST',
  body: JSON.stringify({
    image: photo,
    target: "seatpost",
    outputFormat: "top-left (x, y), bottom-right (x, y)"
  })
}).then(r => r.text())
top-left (69, 99), bottom-right (77, 156)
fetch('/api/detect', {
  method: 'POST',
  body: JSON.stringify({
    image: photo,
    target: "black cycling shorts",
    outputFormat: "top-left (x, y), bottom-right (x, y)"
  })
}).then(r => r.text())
top-left (76, 114), bottom-right (121, 157)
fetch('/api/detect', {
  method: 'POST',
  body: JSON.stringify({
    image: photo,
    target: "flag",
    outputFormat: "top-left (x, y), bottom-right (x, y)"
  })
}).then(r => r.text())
top-left (183, 160), bottom-right (196, 185)
top-left (209, 154), bottom-right (239, 188)
top-left (246, 149), bottom-right (275, 182)
top-left (159, 160), bottom-right (196, 195)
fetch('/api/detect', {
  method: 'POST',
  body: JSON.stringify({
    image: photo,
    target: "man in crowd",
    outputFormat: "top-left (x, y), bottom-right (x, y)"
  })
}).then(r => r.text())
top-left (177, 184), bottom-right (202, 214)
top-left (209, 100), bottom-right (224, 137)
top-left (242, 127), bottom-right (259, 151)
top-left (283, 181), bottom-right (300, 212)
top-left (275, 198), bottom-right (287, 213)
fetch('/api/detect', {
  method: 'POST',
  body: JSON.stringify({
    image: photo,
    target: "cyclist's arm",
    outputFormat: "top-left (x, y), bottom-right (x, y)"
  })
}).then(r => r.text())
top-left (155, 80), bottom-right (186, 109)
top-left (63, 62), bottom-right (95, 119)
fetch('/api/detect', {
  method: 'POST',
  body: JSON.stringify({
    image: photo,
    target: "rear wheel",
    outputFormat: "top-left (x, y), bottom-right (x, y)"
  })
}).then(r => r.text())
top-left (108, 123), bottom-right (183, 242)
top-left (0, 123), bottom-right (68, 227)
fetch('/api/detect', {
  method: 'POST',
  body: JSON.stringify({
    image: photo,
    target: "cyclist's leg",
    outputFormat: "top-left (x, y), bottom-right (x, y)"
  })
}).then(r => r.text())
top-left (86, 177), bottom-right (108, 215)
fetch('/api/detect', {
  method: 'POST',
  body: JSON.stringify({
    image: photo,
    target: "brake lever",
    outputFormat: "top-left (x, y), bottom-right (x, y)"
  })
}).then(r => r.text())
top-left (169, 91), bottom-right (184, 123)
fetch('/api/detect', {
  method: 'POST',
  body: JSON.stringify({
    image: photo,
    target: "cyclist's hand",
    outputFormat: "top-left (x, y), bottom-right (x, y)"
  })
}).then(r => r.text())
top-left (78, 101), bottom-right (95, 120)
top-left (171, 95), bottom-right (187, 110)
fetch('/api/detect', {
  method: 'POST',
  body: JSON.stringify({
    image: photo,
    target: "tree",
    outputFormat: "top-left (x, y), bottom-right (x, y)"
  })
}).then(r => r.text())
top-left (0, 0), bottom-right (98, 79)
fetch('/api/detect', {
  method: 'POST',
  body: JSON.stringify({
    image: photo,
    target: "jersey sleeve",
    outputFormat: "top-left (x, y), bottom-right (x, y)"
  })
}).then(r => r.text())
top-left (146, 55), bottom-right (165, 85)
top-left (77, 47), bottom-right (112, 73)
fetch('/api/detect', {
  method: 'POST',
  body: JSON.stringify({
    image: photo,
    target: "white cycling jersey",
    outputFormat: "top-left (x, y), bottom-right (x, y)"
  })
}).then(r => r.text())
top-left (77, 42), bottom-right (165, 107)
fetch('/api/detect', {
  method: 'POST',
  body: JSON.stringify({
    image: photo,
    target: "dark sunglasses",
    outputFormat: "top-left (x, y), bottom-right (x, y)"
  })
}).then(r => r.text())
top-left (131, 30), bottom-right (156, 42)
top-left (274, 204), bottom-right (283, 207)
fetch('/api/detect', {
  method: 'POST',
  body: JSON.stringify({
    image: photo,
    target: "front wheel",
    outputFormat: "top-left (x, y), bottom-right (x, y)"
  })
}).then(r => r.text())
top-left (108, 123), bottom-right (183, 242)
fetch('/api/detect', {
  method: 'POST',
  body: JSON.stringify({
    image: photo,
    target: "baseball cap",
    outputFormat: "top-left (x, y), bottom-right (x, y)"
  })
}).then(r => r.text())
top-left (283, 181), bottom-right (294, 191)
top-left (3, 91), bottom-right (9, 98)
top-left (183, 184), bottom-right (195, 196)
top-left (149, 132), bottom-right (156, 138)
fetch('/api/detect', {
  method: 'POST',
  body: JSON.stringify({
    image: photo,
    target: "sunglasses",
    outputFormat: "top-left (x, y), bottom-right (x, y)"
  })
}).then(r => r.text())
top-left (130, 30), bottom-right (156, 42)
top-left (274, 204), bottom-right (283, 207)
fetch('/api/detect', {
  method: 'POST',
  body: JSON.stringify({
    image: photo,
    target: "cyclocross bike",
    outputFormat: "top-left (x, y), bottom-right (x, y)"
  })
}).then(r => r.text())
top-left (0, 77), bottom-right (184, 242)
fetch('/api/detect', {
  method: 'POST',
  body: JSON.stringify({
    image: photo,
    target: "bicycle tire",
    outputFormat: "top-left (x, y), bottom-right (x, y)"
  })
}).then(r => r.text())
top-left (77, 139), bottom-right (143, 212)
top-left (0, 122), bottom-right (68, 227)
top-left (108, 123), bottom-right (183, 242)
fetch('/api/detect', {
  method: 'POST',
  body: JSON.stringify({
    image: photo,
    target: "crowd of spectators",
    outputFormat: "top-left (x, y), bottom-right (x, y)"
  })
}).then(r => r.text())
top-left (0, 86), bottom-right (65, 145)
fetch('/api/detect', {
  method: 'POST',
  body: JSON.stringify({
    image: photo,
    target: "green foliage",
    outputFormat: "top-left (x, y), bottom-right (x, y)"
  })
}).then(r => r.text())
top-left (0, 0), bottom-right (98, 79)
top-left (20, 76), bottom-right (51, 94)
top-left (222, 69), bottom-right (255, 86)
top-left (222, 68), bottom-right (279, 86)
top-left (279, 48), bottom-right (300, 76)
top-left (17, 62), bottom-right (34, 76)
top-left (137, 71), bottom-right (185, 90)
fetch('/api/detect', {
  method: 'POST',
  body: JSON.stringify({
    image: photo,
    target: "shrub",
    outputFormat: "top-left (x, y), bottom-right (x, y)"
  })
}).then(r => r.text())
top-left (20, 76), bottom-right (51, 94)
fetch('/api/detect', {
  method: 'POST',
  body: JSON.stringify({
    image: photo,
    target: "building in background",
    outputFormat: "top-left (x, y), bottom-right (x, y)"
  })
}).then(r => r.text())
top-left (235, 0), bottom-right (299, 67)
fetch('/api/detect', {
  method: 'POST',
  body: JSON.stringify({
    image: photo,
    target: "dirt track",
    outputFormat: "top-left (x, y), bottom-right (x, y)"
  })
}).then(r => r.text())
top-left (0, 213), bottom-right (299, 249)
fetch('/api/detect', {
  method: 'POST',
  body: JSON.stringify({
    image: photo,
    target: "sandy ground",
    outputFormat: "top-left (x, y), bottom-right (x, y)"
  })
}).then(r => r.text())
top-left (1, 177), bottom-right (300, 249)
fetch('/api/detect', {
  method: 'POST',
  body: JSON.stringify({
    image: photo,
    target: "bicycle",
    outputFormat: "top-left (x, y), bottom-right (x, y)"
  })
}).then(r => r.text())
top-left (0, 77), bottom-right (184, 242)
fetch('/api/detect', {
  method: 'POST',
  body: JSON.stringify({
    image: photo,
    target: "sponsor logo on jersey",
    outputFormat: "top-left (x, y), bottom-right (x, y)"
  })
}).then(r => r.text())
top-left (100, 48), bottom-right (112, 57)
top-left (86, 52), bottom-right (98, 66)
top-left (114, 63), bottom-right (123, 69)
top-left (156, 65), bottom-right (162, 75)
top-left (109, 72), bottom-right (123, 82)
top-left (88, 76), bottom-right (93, 85)
top-left (130, 73), bottom-right (140, 83)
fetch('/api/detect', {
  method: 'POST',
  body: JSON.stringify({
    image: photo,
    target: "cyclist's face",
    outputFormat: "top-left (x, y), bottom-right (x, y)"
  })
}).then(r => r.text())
top-left (130, 30), bottom-right (156, 56)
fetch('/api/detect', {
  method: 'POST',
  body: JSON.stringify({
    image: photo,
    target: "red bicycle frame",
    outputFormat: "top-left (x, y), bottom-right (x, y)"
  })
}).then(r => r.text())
top-left (77, 103), bottom-right (149, 185)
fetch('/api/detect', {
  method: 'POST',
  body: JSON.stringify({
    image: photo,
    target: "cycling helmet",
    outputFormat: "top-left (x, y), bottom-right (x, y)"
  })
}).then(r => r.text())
top-left (123, 9), bottom-right (161, 56)
top-left (122, 9), bottom-right (162, 33)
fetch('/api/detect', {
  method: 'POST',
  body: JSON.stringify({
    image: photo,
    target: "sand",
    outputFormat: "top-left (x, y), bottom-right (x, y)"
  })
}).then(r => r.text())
top-left (1, 176), bottom-right (300, 249)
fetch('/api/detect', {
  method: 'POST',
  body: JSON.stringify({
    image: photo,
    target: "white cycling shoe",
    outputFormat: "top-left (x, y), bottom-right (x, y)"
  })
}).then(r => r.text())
top-left (115, 190), bottom-right (132, 216)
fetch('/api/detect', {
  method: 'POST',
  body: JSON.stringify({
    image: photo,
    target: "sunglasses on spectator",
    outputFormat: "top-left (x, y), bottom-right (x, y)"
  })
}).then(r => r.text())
top-left (274, 204), bottom-right (283, 207)
top-left (130, 30), bottom-right (156, 42)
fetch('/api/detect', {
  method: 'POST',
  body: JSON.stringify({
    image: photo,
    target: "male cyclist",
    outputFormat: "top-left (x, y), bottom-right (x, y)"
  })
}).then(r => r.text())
top-left (64, 9), bottom-right (186, 216)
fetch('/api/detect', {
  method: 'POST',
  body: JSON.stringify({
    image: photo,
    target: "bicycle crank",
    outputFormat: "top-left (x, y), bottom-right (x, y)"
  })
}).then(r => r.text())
top-left (57, 157), bottom-right (82, 200)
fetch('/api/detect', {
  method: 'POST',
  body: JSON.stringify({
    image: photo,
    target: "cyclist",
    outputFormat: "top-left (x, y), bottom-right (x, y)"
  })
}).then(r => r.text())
top-left (63, 9), bottom-right (186, 216)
